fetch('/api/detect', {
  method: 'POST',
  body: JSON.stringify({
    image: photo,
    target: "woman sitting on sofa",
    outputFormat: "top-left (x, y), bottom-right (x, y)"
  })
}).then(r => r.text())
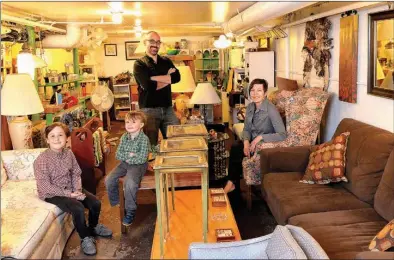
top-left (224, 78), bottom-right (286, 193)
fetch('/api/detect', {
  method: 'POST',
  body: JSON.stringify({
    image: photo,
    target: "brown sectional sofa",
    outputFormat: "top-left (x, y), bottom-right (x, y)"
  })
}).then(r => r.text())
top-left (260, 118), bottom-right (394, 259)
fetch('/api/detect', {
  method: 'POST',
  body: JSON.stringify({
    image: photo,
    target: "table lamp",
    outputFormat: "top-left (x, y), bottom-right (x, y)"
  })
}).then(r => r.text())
top-left (1, 74), bottom-right (44, 149)
top-left (171, 66), bottom-right (196, 115)
top-left (190, 82), bottom-right (221, 124)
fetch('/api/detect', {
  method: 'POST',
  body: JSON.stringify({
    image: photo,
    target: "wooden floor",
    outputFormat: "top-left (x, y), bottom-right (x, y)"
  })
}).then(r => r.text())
top-left (150, 189), bottom-right (241, 259)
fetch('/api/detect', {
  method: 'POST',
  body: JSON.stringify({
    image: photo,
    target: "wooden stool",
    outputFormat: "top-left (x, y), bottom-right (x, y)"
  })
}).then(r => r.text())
top-left (118, 163), bottom-right (203, 234)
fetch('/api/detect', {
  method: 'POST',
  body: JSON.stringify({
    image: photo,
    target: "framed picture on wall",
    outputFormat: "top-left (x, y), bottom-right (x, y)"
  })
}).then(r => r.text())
top-left (104, 44), bottom-right (117, 56)
top-left (258, 38), bottom-right (270, 51)
top-left (125, 41), bottom-right (140, 60)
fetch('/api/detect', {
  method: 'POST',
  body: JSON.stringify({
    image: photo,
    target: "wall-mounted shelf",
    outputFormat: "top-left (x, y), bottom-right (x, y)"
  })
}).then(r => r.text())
top-left (45, 79), bottom-right (81, 87)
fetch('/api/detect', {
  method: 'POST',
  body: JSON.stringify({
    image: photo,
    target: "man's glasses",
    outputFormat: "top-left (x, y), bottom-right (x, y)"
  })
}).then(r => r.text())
top-left (146, 39), bottom-right (162, 46)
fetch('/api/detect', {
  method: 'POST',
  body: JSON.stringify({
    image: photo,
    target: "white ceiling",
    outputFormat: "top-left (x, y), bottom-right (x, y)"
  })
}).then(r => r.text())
top-left (1, 1), bottom-right (256, 37)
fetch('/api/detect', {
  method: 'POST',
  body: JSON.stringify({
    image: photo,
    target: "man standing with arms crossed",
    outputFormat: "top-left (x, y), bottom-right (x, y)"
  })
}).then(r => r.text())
top-left (133, 31), bottom-right (181, 151)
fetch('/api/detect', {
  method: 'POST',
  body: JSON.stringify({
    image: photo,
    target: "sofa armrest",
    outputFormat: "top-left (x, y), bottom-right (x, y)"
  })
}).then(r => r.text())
top-left (188, 234), bottom-right (272, 259)
top-left (260, 145), bottom-right (313, 175)
top-left (355, 251), bottom-right (394, 260)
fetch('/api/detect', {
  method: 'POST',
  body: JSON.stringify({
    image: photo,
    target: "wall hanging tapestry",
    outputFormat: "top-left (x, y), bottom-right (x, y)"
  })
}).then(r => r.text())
top-left (302, 18), bottom-right (333, 91)
top-left (339, 13), bottom-right (359, 103)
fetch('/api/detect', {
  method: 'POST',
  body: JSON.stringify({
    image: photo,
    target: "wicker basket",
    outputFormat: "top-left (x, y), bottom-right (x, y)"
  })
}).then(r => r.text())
top-left (44, 103), bottom-right (65, 113)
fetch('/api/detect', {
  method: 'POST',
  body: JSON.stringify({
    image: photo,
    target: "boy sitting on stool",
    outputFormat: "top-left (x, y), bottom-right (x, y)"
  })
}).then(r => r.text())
top-left (105, 111), bottom-right (150, 226)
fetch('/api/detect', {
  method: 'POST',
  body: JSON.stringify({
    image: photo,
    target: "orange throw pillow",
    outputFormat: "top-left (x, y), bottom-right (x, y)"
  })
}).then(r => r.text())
top-left (369, 220), bottom-right (394, 251)
top-left (301, 132), bottom-right (350, 184)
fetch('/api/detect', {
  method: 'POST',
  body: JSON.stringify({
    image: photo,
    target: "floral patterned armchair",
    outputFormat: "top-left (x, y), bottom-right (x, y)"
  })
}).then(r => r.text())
top-left (242, 87), bottom-right (330, 209)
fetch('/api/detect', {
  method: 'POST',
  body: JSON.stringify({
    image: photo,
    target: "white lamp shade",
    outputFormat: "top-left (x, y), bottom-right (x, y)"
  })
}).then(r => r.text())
top-left (190, 83), bottom-right (221, 105)
top-left (214, 35), bottom-right (231, 49)
top-left (17, 53), bottom-right (35, 79)
top-left (1, 74), bottom-right (44, 116)
top-left (171, 66), bottom-right (196, 93)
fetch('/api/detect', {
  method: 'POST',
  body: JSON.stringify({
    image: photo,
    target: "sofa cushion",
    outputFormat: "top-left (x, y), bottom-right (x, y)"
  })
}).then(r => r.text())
top-left (369, 219), bottom-right (394, 251)
top-left (1, 149), bottom-right (46, 180)
top-left (333, 119), bottom-right (394, 205)
top-left (284, 88), bottom-right (329, 146)
top-left (287, 225), bottom-right (329, 259)
top-left (266, 225), bottom-right (307, 259)
top-left (374, 150), bottom-right (394, 222)
top-left (263, 172), bottom-right (371, 225)
top-left (1, 180), bottom-right (63, 216)
top-left (288, 208), bottom-right (387, 259)
top-left (1, 208), bottom-right (56, 259)
top-left (301, 132), bottom-right (349, 184)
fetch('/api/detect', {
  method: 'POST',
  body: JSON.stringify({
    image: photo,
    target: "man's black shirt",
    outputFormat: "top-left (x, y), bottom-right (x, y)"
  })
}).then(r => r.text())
top-left (133, 54), bottom-right (180, 108)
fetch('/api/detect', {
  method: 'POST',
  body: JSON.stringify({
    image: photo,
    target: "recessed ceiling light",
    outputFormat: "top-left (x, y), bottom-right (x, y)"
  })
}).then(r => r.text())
top-left (108, 2), bottom-right (123, 12)
top-left (135, 18), bottom-right (141, 26)
top-left (112, 13), bottom-right (123, 24)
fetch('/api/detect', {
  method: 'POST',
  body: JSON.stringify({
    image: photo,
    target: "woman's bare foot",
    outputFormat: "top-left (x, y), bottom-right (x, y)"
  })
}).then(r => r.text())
top-left (224, 181), bottom-right (235, 193)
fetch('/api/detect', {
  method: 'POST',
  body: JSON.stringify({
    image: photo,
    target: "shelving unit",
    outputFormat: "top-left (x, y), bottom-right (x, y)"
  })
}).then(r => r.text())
top-left (194, 49), bottom-right (220, 85)
top-left (113, 83), bottom-right (131, 120)
top-left (79, 63), bottom-right (99, 96)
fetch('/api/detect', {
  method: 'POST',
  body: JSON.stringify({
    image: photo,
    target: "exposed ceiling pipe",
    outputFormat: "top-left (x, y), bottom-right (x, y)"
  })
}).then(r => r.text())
top-left (222, 2), bottom-right (316, 35)
top-left (41, 24), bottom-right (82, 49)
top-left (281, 1), bottom-right (382, 29)
top-left (1, 13), bottom-right (66, 33)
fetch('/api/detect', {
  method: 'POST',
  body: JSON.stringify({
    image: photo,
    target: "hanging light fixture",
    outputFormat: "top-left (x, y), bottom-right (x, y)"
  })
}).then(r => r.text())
top-left (214, 35), bottom-right (231, 49)
top-left (17, 43), bottom-right (47, 79)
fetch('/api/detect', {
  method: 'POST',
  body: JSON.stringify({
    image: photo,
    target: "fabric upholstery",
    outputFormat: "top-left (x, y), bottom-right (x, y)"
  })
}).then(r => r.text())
top-left (189, 225), bottom-right (323, 259)
top-left (333, 118), bottom-right (394, 205)
top-left (243, 87), bottom-right (329, 186)
top-left (1, 160), bottom-right (7, 187)
top-left (263, 172), bottom-right (371, 225)
top-left (1, 208), bottom-right (55, 259)
top-left (301, 132), bottom-right (350, 184)
top-left (1, 148), bottom-right (46, 180)
top-left (369, 219), bottom-right (394, 251)
top-left (1, 180), bottom-right (63, 216)
top-left (29, 213), bottom-right (74, 259)
top-left (266, 225), bottom-right (307, 259)
top-left (189, 234), bottom-right (271, 259)
top-left (260, 146), bottom-right (312, 176)
top-left (288, 209), bottom-right (387, 259)
top-left (1, 148), bottom-right (73, 259)
top-left (374, 150), bottom-right (394, 222)
top-left (287, 225), bottom-right (329, 259)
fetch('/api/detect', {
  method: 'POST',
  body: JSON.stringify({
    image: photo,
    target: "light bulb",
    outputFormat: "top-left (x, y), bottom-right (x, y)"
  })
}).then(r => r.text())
top-left (135, 18), bottom-right (141, 26)
top-left (112, 13), bottom-right (123, 24)
top-left (108, 2), bottom-right (123, 12)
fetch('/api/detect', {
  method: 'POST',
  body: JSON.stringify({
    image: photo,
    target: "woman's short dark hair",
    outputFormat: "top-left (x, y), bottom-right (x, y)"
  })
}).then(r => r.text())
top-left (45, 122), bottom-right (70, 138)
top-left (249, 78), bottom-right (268, 95)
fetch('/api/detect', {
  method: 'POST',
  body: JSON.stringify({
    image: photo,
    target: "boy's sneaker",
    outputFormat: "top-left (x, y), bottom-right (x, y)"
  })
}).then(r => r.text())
top-left (122, 213), bottom-right (134, 226)
top-left (93, 224), bottom-right (113, 237)
top-left (81, 236), bottom-right (96, 256)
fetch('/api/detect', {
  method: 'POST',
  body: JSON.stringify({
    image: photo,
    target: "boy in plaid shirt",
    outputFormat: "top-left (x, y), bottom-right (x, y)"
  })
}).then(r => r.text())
top-left (34, 122), bottom-right (112, 256)
top-left (105, 111), bottom-right (150, 226)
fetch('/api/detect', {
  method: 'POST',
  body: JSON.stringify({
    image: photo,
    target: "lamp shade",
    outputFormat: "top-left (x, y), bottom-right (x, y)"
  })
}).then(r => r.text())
top-left (190, 83), bottom-right (221, 105)
top-left (1, 74), bottom-right (44, 116)
top-left (171, 66), bottom-right (196, 93)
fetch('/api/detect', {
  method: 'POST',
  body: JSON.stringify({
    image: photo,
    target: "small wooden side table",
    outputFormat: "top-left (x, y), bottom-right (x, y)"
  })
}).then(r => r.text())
top-left (153, 151), bottom-right (208, 258)
top-left (159, 137), bottom-right (208, 211)
top-left (166, 124), bottom-right (208, 139)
